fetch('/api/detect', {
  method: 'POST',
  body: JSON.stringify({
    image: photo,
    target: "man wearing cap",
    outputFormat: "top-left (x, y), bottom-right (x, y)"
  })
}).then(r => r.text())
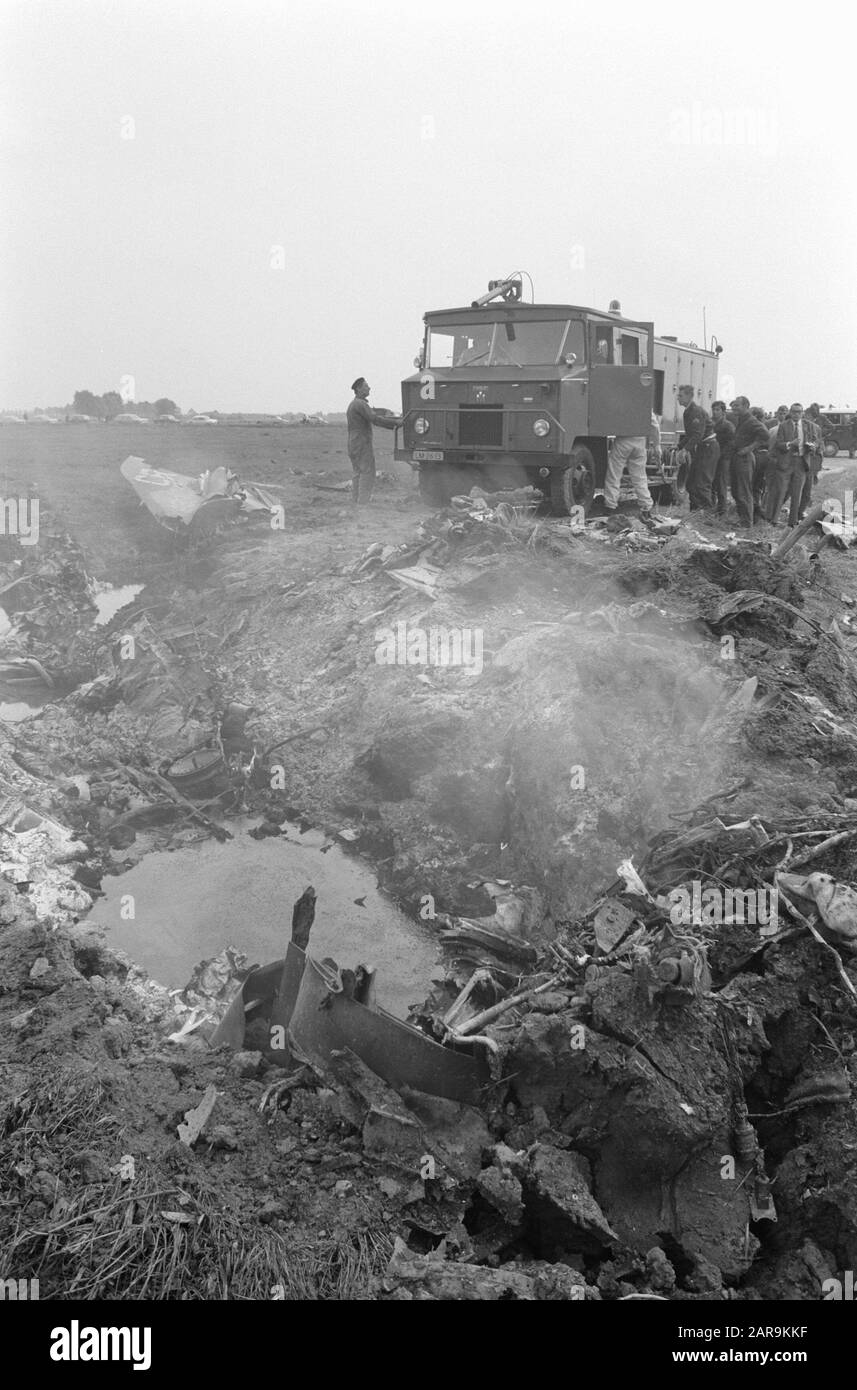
top-left (346, 378), bottom-right (401, 505)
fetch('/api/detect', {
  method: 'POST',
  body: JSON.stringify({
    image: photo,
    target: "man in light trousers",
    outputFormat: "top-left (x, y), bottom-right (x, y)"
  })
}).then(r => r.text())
top-left (603, 432), bottom-right (654, 515)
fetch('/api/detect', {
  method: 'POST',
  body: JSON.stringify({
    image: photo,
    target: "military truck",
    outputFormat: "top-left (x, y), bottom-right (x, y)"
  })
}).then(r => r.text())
top-left (395, 275), bottom-right (722, 513)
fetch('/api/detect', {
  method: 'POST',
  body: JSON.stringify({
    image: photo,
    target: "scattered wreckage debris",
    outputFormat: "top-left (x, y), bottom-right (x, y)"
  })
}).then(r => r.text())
top-left (197, 803), bottom-right (856, 1292)
top-left (434, 889), bottom-right (541, 981)
top-left (5, 471), bottom-right (857, 1301)
top-left (349, 487), bottom-right (582, 596)
top-left (110, 759), bottom-right (233, 842)
top-left (120, 456), bottom-right (280, 537)
top-left (777, 869), bottom-right (857, 937)
top-left (0, 657), bottom-right (56, 697)
top-left (164, 747), bottom-right (231, 799)
top-left (177, 1083), bottom-right (219, 1146)
top-left (347, 492), bottom-right (836, 647)
top-left (0, 526), bottom-right (107, 708)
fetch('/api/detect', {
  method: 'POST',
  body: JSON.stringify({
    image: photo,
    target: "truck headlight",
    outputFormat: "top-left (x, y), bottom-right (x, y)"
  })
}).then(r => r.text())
top-left (533, 418), bottom-right (550, 437)
top-left (414, 416), bottom-right (429, 435)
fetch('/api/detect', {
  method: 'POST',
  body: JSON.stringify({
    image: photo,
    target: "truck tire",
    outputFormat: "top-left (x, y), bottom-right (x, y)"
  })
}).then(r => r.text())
top-left (418, 464), bottom-right (455, 507)
top-left (549, 446), bottom-right (595, 517)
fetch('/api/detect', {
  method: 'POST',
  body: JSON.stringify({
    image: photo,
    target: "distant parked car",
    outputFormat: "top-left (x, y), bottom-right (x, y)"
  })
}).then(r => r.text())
top-left (28, 415), bottom-right (60, 424)
top-left (154, 414), bottom-right (180, 424)
top-left (0, 416), bottom-right (25, 424)
top-left (186, 415), bottom-right (218, 424)
top-left (67, 413), bottom-right (95, 423)
top-left (112, 413), bottom-right (150, 424)
top-left (819, 410), bottom-right (857, 459)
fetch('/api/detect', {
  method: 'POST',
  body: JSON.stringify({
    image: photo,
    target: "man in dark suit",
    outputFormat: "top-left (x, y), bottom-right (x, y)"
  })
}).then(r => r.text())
top-left (769, 403), bottom-right (823, 527)
top-left (677, 384), bottom-right (719, 511)
top-left (797, 410), bottom-right (825, 520)
top-left (762, 406), bottom-right (789, 516)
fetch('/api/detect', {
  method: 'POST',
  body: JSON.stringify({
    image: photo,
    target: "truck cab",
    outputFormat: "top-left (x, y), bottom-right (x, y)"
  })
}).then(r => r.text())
top-left (396, 279), bottom-right (716, 514)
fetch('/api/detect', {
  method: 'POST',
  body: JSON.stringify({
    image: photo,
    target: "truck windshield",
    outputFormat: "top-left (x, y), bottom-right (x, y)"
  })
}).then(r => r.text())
top-left (427, 320), bottom-right (574, 368)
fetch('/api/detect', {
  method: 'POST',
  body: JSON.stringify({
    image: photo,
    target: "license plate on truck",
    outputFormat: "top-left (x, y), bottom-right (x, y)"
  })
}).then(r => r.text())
top-left (413, 450), bottom-right (444, 461)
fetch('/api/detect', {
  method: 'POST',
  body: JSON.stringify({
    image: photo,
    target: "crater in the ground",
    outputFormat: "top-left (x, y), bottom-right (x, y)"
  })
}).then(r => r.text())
top-left (85, 819), bottom-right (437, 1017)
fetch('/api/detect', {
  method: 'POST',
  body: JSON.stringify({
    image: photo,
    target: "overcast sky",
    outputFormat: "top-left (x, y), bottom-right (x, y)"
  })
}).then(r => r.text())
top-left (2, 0), bottom-right (855, 413)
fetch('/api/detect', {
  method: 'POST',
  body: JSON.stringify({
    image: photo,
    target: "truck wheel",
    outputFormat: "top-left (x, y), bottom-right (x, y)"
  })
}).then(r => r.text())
top-left (824, 439), bottom-right (839, 458)
top-left (650, 483), bottom-right (676, 505)
top-left (549, 446), bottom-right (595, 517)
top-left (418, 464), bottom-right (454, 507)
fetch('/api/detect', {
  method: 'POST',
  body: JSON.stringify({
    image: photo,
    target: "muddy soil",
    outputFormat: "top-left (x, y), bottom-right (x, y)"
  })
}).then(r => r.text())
top-left (1, 427), bottom-right (856, 1300)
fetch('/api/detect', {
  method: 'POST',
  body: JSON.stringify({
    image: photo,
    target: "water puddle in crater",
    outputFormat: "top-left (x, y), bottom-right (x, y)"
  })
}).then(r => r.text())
top-left (0, 698), bottom-right (46, 722)
top-left (91, 582), bottom-right (145, 626)
top-left (87, 821), bottom-right (437, 1018)
top-left (0, 684), bottom-right (49, 721)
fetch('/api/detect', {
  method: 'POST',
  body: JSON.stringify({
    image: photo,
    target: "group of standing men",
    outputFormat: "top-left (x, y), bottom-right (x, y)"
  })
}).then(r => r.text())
top-left (678, 390), bottom-right (824, 528)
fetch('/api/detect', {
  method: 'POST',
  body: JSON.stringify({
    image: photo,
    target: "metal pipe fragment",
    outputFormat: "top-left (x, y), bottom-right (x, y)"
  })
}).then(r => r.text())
top-left (771, 502), bottom-right (824, 560)
top-left (454, 976), bottom-right (562, 1036)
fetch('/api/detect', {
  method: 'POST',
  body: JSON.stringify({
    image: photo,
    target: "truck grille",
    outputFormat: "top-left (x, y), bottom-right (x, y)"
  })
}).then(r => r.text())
top-left (458, 405), bottom-right (503, 447)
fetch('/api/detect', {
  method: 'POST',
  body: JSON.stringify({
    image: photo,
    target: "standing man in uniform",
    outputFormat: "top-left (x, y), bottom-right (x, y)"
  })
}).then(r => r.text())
top-left (677, 384), bottom-right (719, 512)
top-left (730, 396), bottom-right (769, 527)
top-left (749, 407), bottom-right (771, 512)
top-left (346, 378), bottom-right (401, 505)
top-left (711, 401), bottom-right (735, 516)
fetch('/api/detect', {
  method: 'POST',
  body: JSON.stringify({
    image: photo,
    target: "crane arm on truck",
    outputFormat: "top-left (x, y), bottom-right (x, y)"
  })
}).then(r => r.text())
top-left (470, 277), bottom-right (523, 308)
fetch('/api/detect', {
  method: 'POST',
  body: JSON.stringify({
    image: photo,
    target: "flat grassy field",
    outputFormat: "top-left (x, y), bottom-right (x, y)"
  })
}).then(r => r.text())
top-left (0, 422), bottom-right (414, 578)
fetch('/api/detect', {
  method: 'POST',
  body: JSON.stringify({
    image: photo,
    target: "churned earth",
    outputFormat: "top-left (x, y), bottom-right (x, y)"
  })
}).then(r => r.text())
top-left (1, 421), bottom-right (856, 1300)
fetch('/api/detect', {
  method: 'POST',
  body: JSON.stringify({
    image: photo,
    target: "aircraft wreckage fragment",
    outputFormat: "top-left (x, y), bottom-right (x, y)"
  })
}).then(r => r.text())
top-left (120, 456), bottom-right (280, 536)
top-left (210, 888), bottom-right (490, 1104)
